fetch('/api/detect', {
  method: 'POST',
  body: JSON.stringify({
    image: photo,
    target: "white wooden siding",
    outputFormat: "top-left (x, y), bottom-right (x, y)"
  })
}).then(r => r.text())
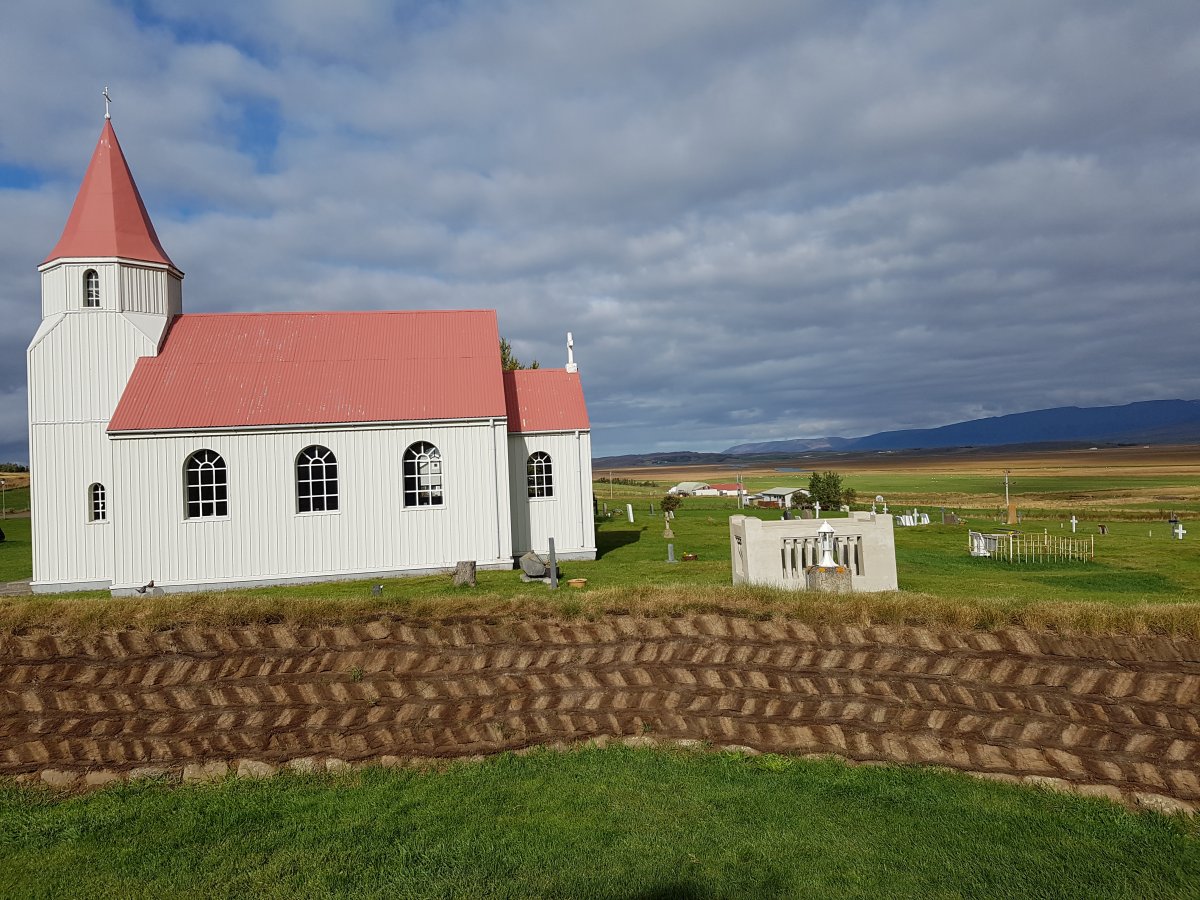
top-left (121, 265), bottom-right (180, 315)
top-left (29, 423), bottom-right (113, 587)
top-left (28, 295), bottom-right (170, 590)
top-left (28, 312), bottom-right (160, 425)
top-left (41, 260), bottom-right (179, 318)
top-left (109, 421), bottom-right (515, 590)
top-left (508, 431), bottom-right (596, 556)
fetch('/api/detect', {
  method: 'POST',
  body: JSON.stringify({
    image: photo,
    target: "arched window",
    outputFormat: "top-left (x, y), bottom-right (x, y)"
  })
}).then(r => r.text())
top-left (88, 482), bottom-right (107, 522)
top-left (83, 269), bottom-right (100, 308)
top-left (185, 449), bottom-right (228, 519)
top-left (403, 442), bottom-right (443, 507)
top-left (527, 451), bottom-right (554, 498)
top-left (297, 445), bottom-right (338, 513)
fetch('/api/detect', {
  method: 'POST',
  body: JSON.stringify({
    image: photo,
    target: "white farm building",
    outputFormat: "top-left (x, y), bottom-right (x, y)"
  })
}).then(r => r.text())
top-left (27, 117), bottom-right (596, 595)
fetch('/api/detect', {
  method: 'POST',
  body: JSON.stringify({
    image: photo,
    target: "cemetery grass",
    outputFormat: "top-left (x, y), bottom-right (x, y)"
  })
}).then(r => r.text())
top-left (3, 747), bottom-right (1199, 900)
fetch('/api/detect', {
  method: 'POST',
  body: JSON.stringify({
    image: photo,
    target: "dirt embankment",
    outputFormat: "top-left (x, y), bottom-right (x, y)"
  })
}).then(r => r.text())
top-left (2, 615), bottom-right (1198, 810)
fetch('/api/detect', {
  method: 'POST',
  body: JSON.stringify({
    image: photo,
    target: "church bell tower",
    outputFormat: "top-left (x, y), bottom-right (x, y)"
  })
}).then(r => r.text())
top-left (27, 107), bottom-right (183, 591)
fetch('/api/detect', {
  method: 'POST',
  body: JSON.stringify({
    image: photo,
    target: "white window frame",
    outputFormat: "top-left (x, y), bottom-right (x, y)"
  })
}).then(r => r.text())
top-left (88, 482), bottom-right (107, 523)
top-left (296, 445), bottom-right (339, 514)
top-left (184, 449), bottom-right (229, 520)
top-left (83, 269), bottom-right (100, 308)
top-left (403, 441), bottom-right (444, 508)
top-left (527, 451), bottom-right (554, 499)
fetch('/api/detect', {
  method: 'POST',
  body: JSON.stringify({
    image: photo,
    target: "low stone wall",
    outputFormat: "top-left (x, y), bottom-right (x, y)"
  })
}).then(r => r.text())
top-left (2, 615), bottom-right (1197, 811)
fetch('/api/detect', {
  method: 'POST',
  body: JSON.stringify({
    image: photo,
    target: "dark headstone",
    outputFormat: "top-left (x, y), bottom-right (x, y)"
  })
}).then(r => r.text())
top-left (548, 538), bottom-right (558, 590)
top-left (0, 527), bottom-right (5, 543)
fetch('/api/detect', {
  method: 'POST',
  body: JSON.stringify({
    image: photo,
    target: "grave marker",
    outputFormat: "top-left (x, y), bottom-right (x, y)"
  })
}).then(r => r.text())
top-left (1175, 523), bottom-right (1187, 540)
top-left (1070, 515), bottom-right (1078, 534)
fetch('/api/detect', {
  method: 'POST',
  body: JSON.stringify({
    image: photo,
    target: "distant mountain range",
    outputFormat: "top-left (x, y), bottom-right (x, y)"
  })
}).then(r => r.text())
top-left (725, 400), bottom-right (1200, 455)
top-left (593, 400), bottom-right (1200, 467)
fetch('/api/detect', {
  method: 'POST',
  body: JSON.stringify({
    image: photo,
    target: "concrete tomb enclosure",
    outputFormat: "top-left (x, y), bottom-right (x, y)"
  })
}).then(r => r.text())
top-left (729, 512), bottom-right (898, 592)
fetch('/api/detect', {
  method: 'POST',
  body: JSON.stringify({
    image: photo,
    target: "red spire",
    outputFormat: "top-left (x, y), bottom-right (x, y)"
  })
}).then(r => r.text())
top-left (43, 120), bottom-right (176, 268)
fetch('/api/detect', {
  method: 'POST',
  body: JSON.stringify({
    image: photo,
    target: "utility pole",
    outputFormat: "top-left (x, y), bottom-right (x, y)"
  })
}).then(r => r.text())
top-left (1004, 470), bottom-right (1010, 507)
top-left (609, 470), bottom-right (613, 499)
top-left (0, 479), bottom-right (5, 519)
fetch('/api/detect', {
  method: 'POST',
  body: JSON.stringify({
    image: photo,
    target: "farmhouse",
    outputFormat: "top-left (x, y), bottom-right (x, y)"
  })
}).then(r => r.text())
top-left (694, 482), bottom-right (745, 498)
top-left (27, 116), bottom-right (596, 594)
top-left (758, 486), bottom-right (807, 508)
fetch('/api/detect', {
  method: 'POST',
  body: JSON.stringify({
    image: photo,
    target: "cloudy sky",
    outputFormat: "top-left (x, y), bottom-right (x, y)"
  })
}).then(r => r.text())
top-left (3, 1), bottom-right (1200, 461)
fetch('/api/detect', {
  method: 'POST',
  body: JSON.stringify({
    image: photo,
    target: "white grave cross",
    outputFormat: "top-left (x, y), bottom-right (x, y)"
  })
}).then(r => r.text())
top-left (813, 500), bottom-right (821, 518)
top-left (1175, 523), bottom-right (1187, 540)
top-left (1070, 516), bottom-right (1078, 533)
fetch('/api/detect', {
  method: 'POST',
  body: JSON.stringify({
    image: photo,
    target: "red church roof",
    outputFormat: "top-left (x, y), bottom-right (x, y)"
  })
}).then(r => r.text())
top-left (109, 310), bottom-right (508, 432)
top-left (503, 369), bottom-right (590, 433)
top-left (43, 120), bottom-right (176, 268)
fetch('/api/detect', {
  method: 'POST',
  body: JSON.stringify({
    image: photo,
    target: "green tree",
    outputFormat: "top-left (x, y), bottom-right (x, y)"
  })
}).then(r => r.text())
top-left (500, 338), bottom-right (540, 372)
top-left (660, 493), bottom-right (682, 514)
top-left (807, 471), bottom-right (844, 509)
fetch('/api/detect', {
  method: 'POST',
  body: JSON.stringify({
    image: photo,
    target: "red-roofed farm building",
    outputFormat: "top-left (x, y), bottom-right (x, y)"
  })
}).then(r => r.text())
top-left (28, 119), bottom-right (595, 594)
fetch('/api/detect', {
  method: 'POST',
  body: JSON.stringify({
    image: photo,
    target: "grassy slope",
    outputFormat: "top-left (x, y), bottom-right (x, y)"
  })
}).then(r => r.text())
top-left (2, 749), bottom-right (1197, 899)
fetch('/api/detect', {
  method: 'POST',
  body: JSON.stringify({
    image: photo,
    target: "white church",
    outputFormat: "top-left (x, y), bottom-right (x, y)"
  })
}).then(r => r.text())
top-left (27, 114), bottom-right (596, 594)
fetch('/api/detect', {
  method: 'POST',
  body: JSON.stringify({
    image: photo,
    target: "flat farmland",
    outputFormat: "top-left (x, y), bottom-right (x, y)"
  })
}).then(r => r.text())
top-left (600, 444), bottom-right (1200, 517)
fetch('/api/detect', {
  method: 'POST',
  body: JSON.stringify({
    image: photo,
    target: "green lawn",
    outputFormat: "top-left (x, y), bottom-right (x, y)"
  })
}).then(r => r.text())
top-left (0, 516), bottom-right (30, 583)
top-left (4, 495), bottom-right (1200, 613)
top-left (589, 499), bottom-right (1200, 606)
top-left (0, 487), bottom-right (29, 516)
top-left (2, 748), bottom-right (1196, 899)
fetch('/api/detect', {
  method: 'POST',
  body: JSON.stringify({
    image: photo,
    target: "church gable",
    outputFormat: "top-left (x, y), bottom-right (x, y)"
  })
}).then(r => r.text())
top-left (108, 309), bottom-right (507, 432)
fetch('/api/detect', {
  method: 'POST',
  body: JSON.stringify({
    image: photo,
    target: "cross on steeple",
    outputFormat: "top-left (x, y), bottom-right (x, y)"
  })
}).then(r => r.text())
top-left (103, 86), bottom-right (111, 120)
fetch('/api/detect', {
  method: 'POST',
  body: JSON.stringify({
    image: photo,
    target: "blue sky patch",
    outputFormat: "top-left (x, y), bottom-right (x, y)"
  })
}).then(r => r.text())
top-left (0, 163), bottom-right (44, 191)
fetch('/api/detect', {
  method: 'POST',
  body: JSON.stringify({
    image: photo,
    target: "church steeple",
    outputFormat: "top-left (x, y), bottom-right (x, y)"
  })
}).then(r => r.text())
top-left (43, 119), bottom-right (176, 269)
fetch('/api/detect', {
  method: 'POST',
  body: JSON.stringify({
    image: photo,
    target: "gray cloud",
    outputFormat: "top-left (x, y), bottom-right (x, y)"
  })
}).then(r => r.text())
top-left (2, 0), bottom-right (1200, 460)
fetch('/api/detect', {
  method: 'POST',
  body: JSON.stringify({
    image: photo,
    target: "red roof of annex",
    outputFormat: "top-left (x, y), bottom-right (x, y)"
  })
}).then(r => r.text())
top-left (503, 369), bottom-right (589, 433)
top-left (43, 120), bottom-right (175, 268)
